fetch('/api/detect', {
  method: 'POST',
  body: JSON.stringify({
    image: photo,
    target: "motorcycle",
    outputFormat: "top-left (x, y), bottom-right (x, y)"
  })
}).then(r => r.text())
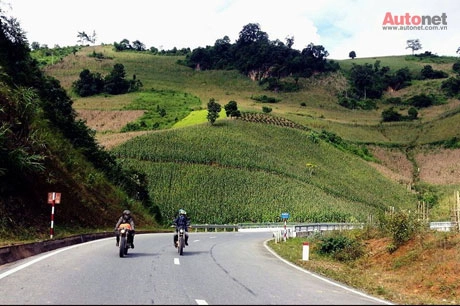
top-left (175, 226), bottom-right (186, 256)
top-left (117, 223), bottom-right (133, 258)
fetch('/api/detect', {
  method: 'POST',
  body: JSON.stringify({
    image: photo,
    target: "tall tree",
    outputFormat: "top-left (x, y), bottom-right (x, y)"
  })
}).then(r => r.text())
top-left (206, 98), bottom-right (221, 125)
top-left (104, 63), bottom-right (130, 95)
top-left (406, 39), bottom-right (422, 55)
top-left (236, 23), bottom-right (269, 46)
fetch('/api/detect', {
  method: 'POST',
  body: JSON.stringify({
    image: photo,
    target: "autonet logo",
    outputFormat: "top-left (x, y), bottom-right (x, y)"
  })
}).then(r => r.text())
top-left (382, 12), bottom-right (448, 31)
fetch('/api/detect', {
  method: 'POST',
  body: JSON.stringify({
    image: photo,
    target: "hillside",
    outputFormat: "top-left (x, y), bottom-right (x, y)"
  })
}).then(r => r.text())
top-left (41, 45), bottom-right (460, 223)
top-left (0, 22), bottom-right (158, 244)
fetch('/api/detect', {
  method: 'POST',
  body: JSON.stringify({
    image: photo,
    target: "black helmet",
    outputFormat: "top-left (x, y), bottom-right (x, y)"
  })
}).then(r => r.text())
top-left (123, 210), bottom-right (131, 216)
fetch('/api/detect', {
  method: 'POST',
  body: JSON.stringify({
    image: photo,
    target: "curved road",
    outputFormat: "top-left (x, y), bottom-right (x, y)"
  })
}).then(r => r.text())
top-left (0, 231), bottom-right (392, 305)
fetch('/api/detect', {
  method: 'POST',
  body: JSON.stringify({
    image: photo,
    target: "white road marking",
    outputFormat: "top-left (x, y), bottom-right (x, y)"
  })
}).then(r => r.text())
top-left (174, 258), bottom-right (180, 265)
top-left (195, 299), bottom-right (208, 305)
top-left (0, 239), bottom-right (102, 280)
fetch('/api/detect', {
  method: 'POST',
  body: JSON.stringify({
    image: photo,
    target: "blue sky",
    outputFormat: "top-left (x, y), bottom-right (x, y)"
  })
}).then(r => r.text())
top-left (4, 0), bottom-right (460, 59)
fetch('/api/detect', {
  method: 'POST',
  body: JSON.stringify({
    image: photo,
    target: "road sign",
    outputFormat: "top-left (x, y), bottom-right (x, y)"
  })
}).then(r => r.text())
top-left (48, 192), bottom-right (61, 204)
top-left (281, 212), bottom-right (290, 219)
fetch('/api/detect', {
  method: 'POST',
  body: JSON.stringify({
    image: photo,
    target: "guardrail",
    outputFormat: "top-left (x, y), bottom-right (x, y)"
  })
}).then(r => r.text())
top-left (430, 222), bottom-right (457, 232)
top-left (191, 221), bottom-right (458, 235)
top-left (191, 222), bottom-right (293, 232)
top-left (191, 224), bottom-right (239, 232)
top-left (294, 223), bottom-right (364, 237)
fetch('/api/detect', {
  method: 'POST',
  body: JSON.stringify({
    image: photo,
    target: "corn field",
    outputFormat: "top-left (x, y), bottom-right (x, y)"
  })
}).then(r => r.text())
top-left (112, 120), bottom-right (417, 225)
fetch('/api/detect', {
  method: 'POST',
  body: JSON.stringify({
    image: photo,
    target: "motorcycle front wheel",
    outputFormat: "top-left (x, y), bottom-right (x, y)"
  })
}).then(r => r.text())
top-left (119, 236), bottom-right (126, 258)
top-left (178, 236), bottom-right (184, 255)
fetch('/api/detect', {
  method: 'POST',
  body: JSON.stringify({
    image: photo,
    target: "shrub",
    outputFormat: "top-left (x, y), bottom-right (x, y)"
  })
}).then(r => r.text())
top-left (262, 106), bottom-right (272, 113)
top-left (378, 209), bottom-right (424, 253)
top-left (420, 65), bottom-right (448, 79)
top-left (441, 77), bottom-right (460, 97)
top-left (316, 232), bottom-right (364, 261)
top-left (453, 62), bottom-right (460, 75)
top-left (384, 97), bottom-right (403, 104)
top-left (250, 94), bottom-right (281, 103)
top-left (406, 94), bottom-right (435, 108)
top-left (381, 107), bottom-right (402, 122)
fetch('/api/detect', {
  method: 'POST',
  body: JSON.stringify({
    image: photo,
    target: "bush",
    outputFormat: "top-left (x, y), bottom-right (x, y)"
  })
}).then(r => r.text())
top-left (406, 94), bottom-right (435, 108)
top-left (441, 77), bottom-right (460, 97)
top-left (316, 232), bottom-right (364, 261)
top-left (420, 65), bottom-right (448, 80)
top-left (262, 106), bottom-right (272, 113)
top-left (250, 94), bottom-right (281, 103)
top-left (378, 209), bottom-right (424, 253)
top-left (381, 107), bottom-right (402, 122)
top-left (453, 62), bottom-right (460, 75)
top-left (384, 97), bottom-right (403, 104)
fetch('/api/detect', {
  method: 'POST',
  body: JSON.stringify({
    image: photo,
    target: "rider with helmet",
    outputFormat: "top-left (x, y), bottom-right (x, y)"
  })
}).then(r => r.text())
top-left (115, 209), bottom-right (135, 248)
top-left (173, 208), bottom-right (190, 247)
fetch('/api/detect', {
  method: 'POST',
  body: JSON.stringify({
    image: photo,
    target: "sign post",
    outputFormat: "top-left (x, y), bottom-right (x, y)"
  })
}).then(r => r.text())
top-left (280, 212), bottom-right (290, 242)
top-left (48, 192), bottom-right (61, 239)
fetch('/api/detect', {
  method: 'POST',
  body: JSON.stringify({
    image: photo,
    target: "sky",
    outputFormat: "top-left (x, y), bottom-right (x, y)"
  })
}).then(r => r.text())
top-left (3, 0), bottom-right (460, 59)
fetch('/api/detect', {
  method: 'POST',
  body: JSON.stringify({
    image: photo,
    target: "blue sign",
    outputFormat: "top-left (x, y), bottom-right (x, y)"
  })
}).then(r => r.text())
top-left (281, 212), bottom-right (290, 219)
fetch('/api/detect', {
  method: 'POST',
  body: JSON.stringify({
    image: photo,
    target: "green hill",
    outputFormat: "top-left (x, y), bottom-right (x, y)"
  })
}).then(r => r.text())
top-left (112, 120), bottom-right (417, 223)
top-left (41, 45), bottom-right (460, 225)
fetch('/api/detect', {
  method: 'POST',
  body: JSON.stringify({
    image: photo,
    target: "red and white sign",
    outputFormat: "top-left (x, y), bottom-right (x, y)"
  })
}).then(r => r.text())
top-left (47, 192), bottom-right (61, 204)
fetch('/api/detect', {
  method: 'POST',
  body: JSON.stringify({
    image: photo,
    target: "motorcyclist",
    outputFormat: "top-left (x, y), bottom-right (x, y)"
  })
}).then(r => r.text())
top-left (114, 209), bottom-right (135, 248)
top-left (173, 209), bottom-right (190, 247)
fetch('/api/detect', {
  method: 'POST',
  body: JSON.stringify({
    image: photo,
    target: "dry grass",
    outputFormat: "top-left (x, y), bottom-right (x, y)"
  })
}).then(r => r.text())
top-left (293, 232), bottom-right (460, 305)
top-left (77, 110), bottom-right (144, 132)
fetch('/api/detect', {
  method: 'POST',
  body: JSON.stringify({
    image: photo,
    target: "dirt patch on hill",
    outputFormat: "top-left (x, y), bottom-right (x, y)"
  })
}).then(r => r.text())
top-left (77, 110), bottom-right (150, 149)
top-left (416, 149), bottom-right (460, 185)
top-left (77, 110), bottom-right (145, 132)
top-left (367, 145), bottom-right (460, 186)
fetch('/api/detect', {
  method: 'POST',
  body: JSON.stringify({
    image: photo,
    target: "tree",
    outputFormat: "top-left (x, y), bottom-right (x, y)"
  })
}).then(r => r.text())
top-left (132, 40), bottom-right (145, 51)
top-left (406, 39), bottom-right (422, 55)
top-left (30, 41), bottom-right (40, 50)
top-left (236, 23), bottom-right (269, 46)
top-left (103, 63), bottom-right (130, 94)
top-left (72, 68), bottom-right (104, 96)
top-left (114, 39), bottom-right (131, 51)
top-left (207, 98), bottom-right (221, 125)
top-left (285, 36), bottom-right (294, 49)
top-left (349, 51), bottom-right (356, 59)
top-left (77, 30), bottom-right (96, 45)
top-left (224, 100), bottom-right (241, 118)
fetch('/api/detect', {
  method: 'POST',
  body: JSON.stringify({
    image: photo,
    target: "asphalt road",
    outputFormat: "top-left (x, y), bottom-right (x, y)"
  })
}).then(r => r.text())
top-left (0, 231), bottom-right (392, 305)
